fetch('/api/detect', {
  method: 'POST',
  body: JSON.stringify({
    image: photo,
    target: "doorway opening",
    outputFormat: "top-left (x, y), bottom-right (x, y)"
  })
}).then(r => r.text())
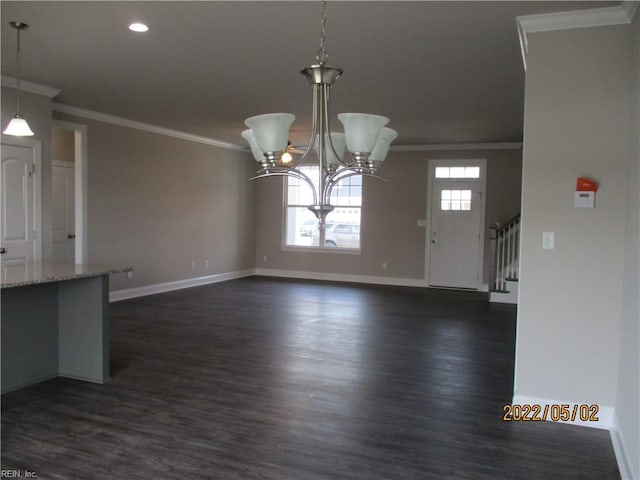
top-left (52, 120), bottom-right (87, 264)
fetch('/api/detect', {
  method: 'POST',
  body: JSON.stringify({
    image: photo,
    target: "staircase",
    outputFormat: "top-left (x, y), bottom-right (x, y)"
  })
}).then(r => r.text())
top-left (489, 214), bottom-right (520, 304)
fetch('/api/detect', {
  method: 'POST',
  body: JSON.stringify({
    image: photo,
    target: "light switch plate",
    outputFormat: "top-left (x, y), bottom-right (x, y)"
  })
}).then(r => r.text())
top-left (542, 231), bottom-right (555, 250)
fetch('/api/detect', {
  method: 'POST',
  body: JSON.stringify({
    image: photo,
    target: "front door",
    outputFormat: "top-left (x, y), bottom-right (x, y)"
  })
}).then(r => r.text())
top-left (429, 175), bottom-right (484, 289)
top-left (1, 144), bottom-right (36, 263)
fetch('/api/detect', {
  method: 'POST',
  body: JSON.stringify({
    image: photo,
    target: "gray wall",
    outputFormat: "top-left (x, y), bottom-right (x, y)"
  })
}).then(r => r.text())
top-left (52, 126), bottom-right (74, 162)
top-left (516, 19), bottom-right (635, 459)
top-left (616, 10), bottom-right (640, 478)
top-left (1, 87), bottom-right (54, 259)
top-left (254, 148), bottom-right (522, 285)
top-left (53, 113), bottom-right (257, 291)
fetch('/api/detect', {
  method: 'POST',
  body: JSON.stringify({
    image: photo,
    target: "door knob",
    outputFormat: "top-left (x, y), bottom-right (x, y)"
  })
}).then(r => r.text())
top-left (0, 247), bottom-right (6, 254)
top-left (67, 234), bottom-right (76, 239)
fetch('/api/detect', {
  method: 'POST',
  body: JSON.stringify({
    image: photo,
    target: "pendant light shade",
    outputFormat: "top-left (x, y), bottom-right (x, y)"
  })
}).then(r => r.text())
top-left (3, 115), bottom-right (34, 136)
top-left (244, 113), bottom-right (295, 154)
top-left (369, 128), bottom-right (398, 163)
top-left (337, 113), bottom-right (389, 154)
top-left (3, 21), bottom-right (34, 137)
top-left (241, 129), bottom-right (266, 164)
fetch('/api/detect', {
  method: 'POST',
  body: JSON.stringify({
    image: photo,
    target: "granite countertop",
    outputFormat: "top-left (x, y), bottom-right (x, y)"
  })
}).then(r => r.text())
top-left (1, 262), bottom-right (132, 289)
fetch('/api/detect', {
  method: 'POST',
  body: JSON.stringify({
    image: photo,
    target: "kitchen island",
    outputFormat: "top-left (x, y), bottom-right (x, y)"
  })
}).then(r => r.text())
top-left (1, 262), bottom-right (131, 393)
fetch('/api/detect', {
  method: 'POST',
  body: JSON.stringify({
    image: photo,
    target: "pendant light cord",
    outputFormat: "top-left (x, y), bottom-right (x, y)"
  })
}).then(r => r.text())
top-left (16, 25), bottom-right (22, 115)
top-left (315, 0), bottom-right (329, 65)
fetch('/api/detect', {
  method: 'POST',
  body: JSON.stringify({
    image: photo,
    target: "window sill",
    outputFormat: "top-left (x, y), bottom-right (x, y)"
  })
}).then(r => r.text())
top-left (282, 246), bottom-right (362, 256)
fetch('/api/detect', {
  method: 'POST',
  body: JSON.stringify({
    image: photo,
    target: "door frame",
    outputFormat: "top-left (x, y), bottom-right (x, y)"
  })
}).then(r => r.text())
top-left (53, 120), bottom-right (88, 264)
top-left (425, 158), bottom-right (487, 290)
top-left (1, 137), bottom-right (43, 261)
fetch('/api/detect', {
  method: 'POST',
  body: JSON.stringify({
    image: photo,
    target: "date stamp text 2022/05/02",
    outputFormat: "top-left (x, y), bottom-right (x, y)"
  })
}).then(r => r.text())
top-left (503, 404), bottom-right (600, 422)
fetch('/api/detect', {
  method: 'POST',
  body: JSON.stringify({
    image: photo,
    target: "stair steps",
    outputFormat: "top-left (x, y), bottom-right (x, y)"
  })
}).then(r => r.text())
top-left (490, 279), bottom-right (518, 304)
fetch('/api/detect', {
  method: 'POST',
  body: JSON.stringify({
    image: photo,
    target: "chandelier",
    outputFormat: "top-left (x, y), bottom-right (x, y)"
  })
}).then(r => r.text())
top-left (3, 21), bottom-right (35, 136)
top-left (242, 1), bottom-right (396, 235)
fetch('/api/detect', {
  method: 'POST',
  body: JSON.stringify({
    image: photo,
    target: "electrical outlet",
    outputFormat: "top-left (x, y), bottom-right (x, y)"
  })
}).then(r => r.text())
top-left (263, 255), bottom-right (268, 263)
top-left (205, 259), bottom-right (209, 268)
top-left (382, 262), bottom-right (388, 270)
top-left (127, 271), bottom-right (133, 279)
top-left (191, 261), bottom-right (196, 270)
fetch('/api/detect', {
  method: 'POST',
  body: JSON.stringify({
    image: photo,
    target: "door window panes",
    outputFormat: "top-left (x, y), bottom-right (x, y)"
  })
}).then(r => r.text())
top-left (435, 166), bottom-right (480, 179)
top-left (441, 189), bottom-right (472, 211)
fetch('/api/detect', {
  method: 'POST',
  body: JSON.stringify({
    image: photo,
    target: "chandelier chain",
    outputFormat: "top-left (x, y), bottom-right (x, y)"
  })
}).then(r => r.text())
top-left (315, 0), bottom-right (329, 64)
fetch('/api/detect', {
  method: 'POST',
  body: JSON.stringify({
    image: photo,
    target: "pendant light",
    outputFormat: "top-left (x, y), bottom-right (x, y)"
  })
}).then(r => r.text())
top-left (3, 21), bottom-right (35, 137)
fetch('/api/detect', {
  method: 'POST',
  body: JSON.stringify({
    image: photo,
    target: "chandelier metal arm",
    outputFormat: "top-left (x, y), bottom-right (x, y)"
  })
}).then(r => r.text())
top-left (316, 85), bottom-right (328, 215)
top-left (299, 87), bottom-right (319, 162)
top-left (249, 167), bottom-right (319, 206)
top-left (321, 83), bottom-right (349, 168)
top-left (300, 81), bottom-right (345, 169)
top-left (323, 169), bottom-right (388, 205)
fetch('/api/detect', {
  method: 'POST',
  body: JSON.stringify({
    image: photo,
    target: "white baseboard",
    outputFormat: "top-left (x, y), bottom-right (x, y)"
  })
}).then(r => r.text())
top-left (511, 394), bottom-right (614, 430)
top-left (109, 269), bottom-right (255, 302)
top-left (59, 373), bottom-right (110, 385)
top-left (109, 268), bottom-right (445, 303)
top-left (610, 411), bottom-right (637, 480)
top-left (254, 268), bottom-right (428, 288)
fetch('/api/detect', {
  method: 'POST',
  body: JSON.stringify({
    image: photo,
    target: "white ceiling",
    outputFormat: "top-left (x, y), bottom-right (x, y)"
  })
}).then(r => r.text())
top-left (0, 1), bottom-right (619, 147)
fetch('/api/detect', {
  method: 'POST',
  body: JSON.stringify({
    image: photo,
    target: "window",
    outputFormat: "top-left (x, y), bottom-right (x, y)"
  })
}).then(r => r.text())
top-left (441, 189), bottom-right (472, 211)
top-left (285, 166), bottom-right (362, 250)
top-left (435, 166), bottom-right (480, 179)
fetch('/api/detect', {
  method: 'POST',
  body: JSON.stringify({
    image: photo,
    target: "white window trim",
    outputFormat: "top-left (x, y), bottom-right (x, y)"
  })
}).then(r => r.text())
top-left (281, 173), bottom-right (363, 253)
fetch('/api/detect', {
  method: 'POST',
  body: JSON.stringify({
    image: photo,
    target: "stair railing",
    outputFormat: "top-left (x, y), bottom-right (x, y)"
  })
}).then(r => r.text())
top-left (490, 213), bottom-right (521, 291)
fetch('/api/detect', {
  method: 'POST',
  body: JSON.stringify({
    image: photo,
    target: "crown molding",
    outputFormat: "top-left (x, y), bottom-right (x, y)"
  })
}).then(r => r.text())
top-left (621, 1), bottom-right (639, 22)
top-left (390, 142), bottom-right (522, 152)
top-left (51, 103), bottom-right (520, 154)
top-left (1, 75), bottom-right (61, 98)
top-left (52, 103), bottom-right (246, 151)
top-left (516, 4), bottom-right (636, 70)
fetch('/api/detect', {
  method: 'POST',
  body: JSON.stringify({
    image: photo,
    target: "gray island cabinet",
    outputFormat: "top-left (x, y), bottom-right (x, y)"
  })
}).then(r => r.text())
top-left (1, 262), bottom-right (131, 393)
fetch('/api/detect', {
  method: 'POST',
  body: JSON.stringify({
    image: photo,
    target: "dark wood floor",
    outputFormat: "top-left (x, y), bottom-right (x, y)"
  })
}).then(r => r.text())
top-left (2, 277), bottom-right (620, 479)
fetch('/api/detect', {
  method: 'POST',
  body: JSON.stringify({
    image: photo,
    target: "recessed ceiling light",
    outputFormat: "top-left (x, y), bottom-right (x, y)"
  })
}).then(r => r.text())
top-left (128, 22), bottom-right (149, 33)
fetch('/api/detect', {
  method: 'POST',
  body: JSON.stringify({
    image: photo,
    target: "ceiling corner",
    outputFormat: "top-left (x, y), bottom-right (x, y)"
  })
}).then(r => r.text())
top-left (515, 4), bottom-right (635, 72)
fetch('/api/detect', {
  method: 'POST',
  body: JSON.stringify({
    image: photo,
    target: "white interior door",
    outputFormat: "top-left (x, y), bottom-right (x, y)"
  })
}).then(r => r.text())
top-left (1, 144), bottom-right (36, 263)
top-left (429, 181), bottom-right (482, 289)
top-left (52, 162), bottom-right (75, 263)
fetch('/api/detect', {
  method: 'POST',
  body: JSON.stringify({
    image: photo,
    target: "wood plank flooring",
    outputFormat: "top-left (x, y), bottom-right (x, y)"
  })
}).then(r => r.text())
top-left (1, 277), bottom-right (620, 479)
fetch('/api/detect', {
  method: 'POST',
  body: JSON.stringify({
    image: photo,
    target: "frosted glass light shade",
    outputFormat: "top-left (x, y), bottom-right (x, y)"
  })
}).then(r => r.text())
top-left (3, 115), bottom-right (34, 136)
top-left (337, 113), bottom-right (388, 154)
top-left (369, 127), bottom-right (397, 163)
top-left (314, 132), bottom-right (345, 166)
top-left (244, 113), bottom-right (295, 153)
top-left (241, 129), bottom-right (265, 163)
